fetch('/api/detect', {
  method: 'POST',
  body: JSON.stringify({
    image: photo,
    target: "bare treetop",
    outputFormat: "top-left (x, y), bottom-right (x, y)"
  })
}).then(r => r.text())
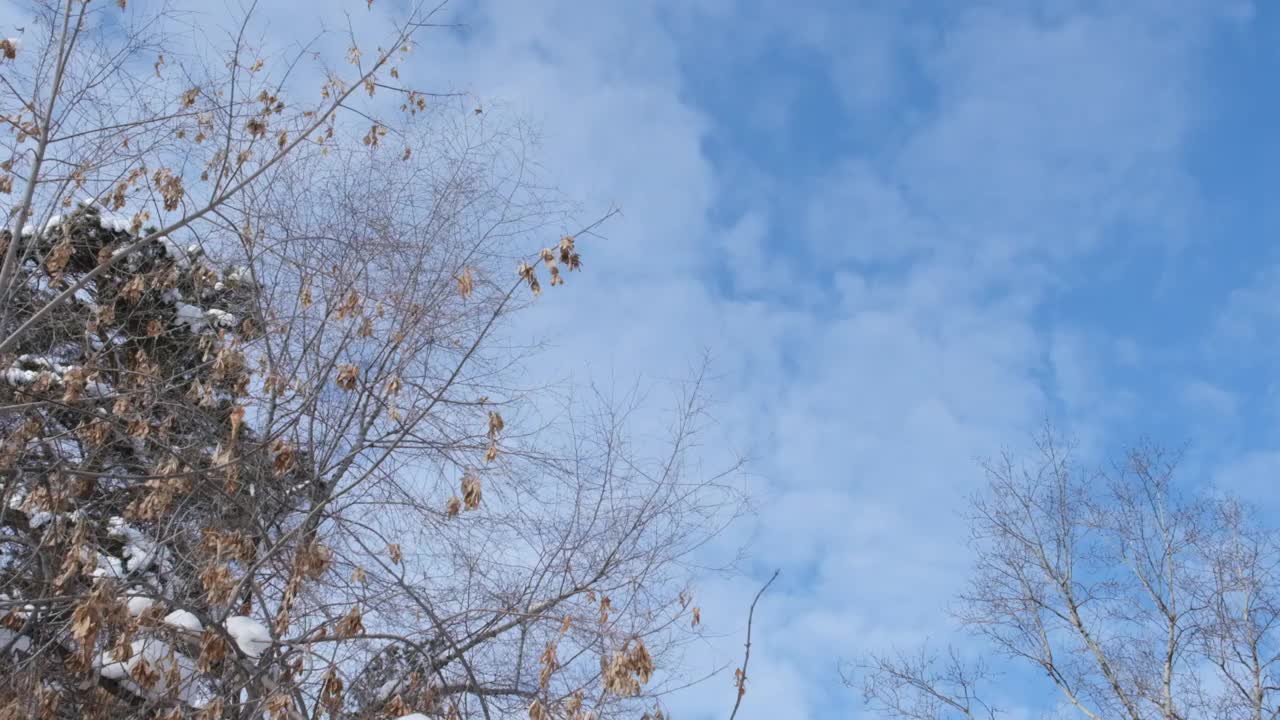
top-left (0, 2), bottom-right (741, 718)
top-left (855, 429), bottom-right (1280, 720)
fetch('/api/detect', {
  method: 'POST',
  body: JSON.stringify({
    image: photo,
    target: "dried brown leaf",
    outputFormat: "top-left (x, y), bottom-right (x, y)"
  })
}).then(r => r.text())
top-left (336, 364), bottom-right (359, 391)
top-left (461, 473), bottom-right (482, 511)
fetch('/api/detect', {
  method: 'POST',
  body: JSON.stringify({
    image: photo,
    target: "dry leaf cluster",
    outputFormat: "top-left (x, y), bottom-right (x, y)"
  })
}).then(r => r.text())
top-left (0, 2), bottom-right (737, 718)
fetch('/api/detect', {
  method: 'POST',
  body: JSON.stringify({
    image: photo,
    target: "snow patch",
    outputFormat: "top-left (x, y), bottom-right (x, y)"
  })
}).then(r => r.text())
top-left (2, 355), bottom-right (73, 388)
top-left (97, 637), bottom-right (202, 702)
top-left (158, 236), bottom-right (190, 268)
top-left (99, 213), bottom-right (131, 234)
top-left (6, 486), bottom-right (65, 529)
top-left (175, 302), bottom-right (237, 333)
top-left (223, 616), bottom-right (271, 658)
top-left (175, 302), bottom-right (206, 331)
top-left (163, 609), bottom-right (202, 633)
top-left (108, 516), bottom-right (160, 571)
top-left (206, 308), bottom-right (236, 328)
top-left (126, 595), bottom-right (156, 616)
top-left (91, 553), bottom-right (124, 579)
top-left (1, 368), bottom-right (43, 386)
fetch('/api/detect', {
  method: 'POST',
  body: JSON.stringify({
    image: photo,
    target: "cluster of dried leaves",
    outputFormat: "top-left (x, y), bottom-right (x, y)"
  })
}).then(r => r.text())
top-left (0, 1), bottom-right (736, 718)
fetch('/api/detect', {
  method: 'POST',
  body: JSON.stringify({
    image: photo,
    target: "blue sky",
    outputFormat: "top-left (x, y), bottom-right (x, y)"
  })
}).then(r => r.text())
top-left (8, 0), bottom-right (1280, 716)
top-left (308, 0), bottom-right (1280, 716)
top-left (472, 1), bottom-right (1280, 716)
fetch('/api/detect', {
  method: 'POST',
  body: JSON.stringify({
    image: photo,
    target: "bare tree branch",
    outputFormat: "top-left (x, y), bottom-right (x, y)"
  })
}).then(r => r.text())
top-left (728, 569), bottom-right (779, 720)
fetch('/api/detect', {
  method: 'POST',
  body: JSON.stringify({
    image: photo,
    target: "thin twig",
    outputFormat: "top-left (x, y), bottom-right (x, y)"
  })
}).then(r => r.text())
top-left (729, 569), bottom-right (779, 720)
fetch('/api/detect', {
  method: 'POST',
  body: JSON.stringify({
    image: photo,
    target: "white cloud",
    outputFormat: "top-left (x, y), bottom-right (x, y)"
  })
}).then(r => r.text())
top-left (1217, 262), bottom-right (1280, 350)
top-left (1181, 379), bottom-right (1238, 423)
top-left (31, 0), bottom-right (1245, 717)
top-left (1214, 449), bottom-right (1280, 513)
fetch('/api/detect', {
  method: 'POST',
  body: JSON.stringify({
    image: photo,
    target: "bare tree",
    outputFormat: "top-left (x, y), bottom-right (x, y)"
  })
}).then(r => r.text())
top-left (0, 2), bottom-right (743, 718)
top-left (852, 429), bottom-right (1280, 720)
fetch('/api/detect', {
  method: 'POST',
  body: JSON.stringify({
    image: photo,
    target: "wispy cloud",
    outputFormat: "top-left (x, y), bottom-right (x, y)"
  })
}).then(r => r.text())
top-left (389, 1), bottom-right (1256, 717)
top-left (7, 0), bottom-right (1265, 716)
